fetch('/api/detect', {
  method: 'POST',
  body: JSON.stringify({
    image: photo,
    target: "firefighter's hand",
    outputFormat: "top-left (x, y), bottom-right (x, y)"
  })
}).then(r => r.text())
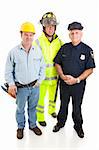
top-left (8, 85), bottom-right (17, 98)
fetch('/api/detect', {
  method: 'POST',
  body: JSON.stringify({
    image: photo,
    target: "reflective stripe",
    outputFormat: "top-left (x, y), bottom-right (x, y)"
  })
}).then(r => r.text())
top-left (35, 39), bottom-right (42, 50)
top-left (37, 105), bottom-right (44, 109)
top-left (49, 104), bottom-right (55, 108)
top-left (49, 100), bottom-right (55, 103)
top-left (45, 76), bottom-right (57, 80)
top-left (46, 64), bottom-right (54, 67)
top-left (37, 110), bottom-right (44, 113)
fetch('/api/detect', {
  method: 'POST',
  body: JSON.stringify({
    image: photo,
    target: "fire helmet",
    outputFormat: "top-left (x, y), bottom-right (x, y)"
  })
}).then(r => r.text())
top-left (40, 12), bottom-right (58, 27)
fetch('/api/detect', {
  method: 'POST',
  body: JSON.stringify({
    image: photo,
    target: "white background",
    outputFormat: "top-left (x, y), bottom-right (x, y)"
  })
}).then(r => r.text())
top-left (0, 0), bottom-right (99, 149)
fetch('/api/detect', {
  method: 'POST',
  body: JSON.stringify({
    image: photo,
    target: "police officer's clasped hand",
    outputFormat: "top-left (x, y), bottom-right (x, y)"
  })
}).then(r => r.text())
top-left (64, 75), bottom-right (77, 85)
top-left (60, 74), bottom-right (68, 81)
top-left (60, 74), bottom-right (72, 83)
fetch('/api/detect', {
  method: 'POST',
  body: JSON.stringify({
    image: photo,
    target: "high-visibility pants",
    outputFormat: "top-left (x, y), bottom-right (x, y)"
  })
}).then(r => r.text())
top-left (36, 83), bottom-right (57, 122)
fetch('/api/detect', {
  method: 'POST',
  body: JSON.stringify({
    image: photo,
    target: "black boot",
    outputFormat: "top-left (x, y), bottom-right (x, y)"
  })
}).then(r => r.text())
top-left (74, 125), bottom-right (84, 138)
top-left (53, 123), bottom-right (64, 132)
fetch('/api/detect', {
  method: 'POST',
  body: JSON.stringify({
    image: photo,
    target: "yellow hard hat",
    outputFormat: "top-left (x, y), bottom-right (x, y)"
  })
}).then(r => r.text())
top-left (20, 22), bottom-right (36, 33)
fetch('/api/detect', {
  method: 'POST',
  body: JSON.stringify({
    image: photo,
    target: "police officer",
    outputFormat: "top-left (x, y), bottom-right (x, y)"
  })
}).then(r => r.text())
top-left (52, 22), bottom-right (96, 138)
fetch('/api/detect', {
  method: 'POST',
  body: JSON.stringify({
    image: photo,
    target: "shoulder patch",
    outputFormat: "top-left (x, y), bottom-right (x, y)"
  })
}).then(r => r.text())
top-left (90, 50), bottom-right (94, 59)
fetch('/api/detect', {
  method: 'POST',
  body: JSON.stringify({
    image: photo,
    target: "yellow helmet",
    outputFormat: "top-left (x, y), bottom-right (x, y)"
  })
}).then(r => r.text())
top-left (20, 22), bottom-right (36, 33)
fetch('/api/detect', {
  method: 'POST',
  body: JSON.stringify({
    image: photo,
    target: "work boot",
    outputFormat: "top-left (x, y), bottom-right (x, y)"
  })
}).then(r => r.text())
top-left (74, 125), bottom-right (84, 138)
top-left (51, 112), bottom-right (57, 118)
top-left (38, 121), bottom-right (47, 127)
top-left (17, 128), bottom-right (24, 139)
top-left (53, 123), bottom-right (64, 132)
top-left (29, 126), bottom-right (42, 136)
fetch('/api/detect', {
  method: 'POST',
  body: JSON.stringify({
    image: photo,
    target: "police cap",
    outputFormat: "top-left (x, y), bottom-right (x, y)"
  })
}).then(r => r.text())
top-left (68, 22), bottom-right (83, 30)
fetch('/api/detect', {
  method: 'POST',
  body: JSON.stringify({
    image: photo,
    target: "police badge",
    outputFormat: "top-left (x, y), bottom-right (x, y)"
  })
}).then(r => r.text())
top-left (80, 54), bottom-right (85, 60)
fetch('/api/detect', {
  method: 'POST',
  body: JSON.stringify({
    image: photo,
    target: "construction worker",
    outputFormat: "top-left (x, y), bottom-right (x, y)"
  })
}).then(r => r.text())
top-left (5, 22), bottom-right (45, 139)
top-left (34, 12), bottom-right (63, 126)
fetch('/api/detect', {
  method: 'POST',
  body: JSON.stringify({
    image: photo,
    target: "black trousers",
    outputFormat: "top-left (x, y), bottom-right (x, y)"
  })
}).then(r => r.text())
top-left (57, 80), bottom-right (86, 128)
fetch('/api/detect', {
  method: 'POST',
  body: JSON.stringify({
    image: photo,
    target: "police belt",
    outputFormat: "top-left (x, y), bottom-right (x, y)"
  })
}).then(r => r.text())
top-left (15, 80), bottom-right (37, 88)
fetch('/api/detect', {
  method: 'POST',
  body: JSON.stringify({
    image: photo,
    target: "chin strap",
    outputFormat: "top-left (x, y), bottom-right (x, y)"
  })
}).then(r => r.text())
top-left (43, 26), bottom-right (56, 38)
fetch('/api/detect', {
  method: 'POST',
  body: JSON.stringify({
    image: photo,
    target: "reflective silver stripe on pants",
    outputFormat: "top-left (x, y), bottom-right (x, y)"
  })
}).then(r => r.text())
top-left (49, 104), bottom-right (55, 108)
top-left (36, 110), bottom-right (44, 113)
top-left (49, 100), bottom-right (55, 103)
top-left (37, 105), bottom-right (44, 109)
top-left (45, 76), bottom-right (57, 80)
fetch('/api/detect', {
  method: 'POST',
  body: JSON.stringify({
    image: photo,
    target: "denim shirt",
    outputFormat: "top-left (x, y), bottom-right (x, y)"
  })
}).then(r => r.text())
top-left (5, 44), bottom-right (46, 85)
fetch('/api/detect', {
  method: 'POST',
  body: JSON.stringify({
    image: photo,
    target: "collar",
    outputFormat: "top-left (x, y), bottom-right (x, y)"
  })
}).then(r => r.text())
top-left (19, 43), bottom-right (34, 51)
top-left (71, 42), bottom-right (82, 50)
top-left (42, 32), bottom-right (58, 42)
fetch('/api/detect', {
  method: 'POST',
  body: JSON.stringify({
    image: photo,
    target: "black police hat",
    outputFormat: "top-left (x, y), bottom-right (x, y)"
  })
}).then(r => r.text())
top-left (68, 22), bottom-right (83, 30)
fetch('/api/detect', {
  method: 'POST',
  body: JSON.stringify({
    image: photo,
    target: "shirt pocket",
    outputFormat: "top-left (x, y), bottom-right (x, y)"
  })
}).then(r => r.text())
top-left (33, 56), bottom-right (41, 62)
top-left (61, 54), bottom-right (71, 63)
top-left (14, 57), bottom-right (25, 72)
top-left (32, 56), bottom-right (41, 68)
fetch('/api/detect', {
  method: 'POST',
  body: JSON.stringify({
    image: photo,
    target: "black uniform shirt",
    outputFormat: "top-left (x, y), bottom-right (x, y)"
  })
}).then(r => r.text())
top-left (54, 42), bottom-right (95, 77)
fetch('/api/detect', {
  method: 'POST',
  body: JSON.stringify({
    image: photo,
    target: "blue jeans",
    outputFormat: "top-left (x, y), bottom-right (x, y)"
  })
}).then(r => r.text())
top-left (16, 86), bottom-right (39, 129)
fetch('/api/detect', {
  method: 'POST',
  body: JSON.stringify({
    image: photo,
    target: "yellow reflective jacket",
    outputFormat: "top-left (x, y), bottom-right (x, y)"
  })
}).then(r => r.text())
top-left (33, 32), bottom-right (63, 85)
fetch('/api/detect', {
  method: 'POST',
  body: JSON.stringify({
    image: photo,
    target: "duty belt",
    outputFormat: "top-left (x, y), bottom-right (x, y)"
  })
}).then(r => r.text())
top-left (45, 76), bottom-right (57, 80)
top-left (15, 80), bottom-right (37, 88)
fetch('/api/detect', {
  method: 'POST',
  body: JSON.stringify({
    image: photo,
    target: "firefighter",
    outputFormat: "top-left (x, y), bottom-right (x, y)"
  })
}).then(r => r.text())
top-left (35, 12), bottom-right (63, 126)
top-left (53, 22), bottom-right (96, 138)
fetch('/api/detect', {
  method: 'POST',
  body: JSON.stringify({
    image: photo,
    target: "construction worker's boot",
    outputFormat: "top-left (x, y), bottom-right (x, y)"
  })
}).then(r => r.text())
top-left (51, 112), bottom-right (57, 118)
top-left (38, 121), bottom-right (47, 127)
